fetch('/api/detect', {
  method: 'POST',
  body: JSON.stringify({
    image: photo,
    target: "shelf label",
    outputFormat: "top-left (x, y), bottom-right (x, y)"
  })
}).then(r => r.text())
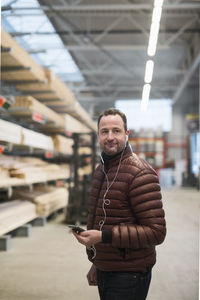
top-left (0, 145), bottom-right (4, 155)
top-left (32, 112), bottom-right (46, 124)
top-left (0, 96), bottom-right (5, 108)
top-left (45, 151), bottom-right (54, 159)
top-left (56, 180), bottom-right (63, 187)
top-left (65, 131), bottom-right (72, 137)
top-left (0, 96), bottom-right (10, 109)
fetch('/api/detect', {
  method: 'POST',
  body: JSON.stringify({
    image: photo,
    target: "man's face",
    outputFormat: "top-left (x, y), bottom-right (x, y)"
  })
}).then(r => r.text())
top-left (98, 114), bottom-right (129, 155)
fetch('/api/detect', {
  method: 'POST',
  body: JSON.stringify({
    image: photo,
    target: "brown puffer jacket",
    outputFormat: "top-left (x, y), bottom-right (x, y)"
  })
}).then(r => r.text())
top-left (87, 145), bottom-right (166, 272)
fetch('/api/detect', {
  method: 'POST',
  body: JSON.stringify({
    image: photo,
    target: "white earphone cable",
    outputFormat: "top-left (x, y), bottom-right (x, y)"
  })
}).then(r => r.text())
top-left (90, 142), bottom-right (127, 260)
top-left (99, 146), bottom-right (125, 231)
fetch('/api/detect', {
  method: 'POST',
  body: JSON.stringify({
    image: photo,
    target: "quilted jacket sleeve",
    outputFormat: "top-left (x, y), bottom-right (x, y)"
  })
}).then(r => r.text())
top-left (112, 167), bottom-right (166, 249)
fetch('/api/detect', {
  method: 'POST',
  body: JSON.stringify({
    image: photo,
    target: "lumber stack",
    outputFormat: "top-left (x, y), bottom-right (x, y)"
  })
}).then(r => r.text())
top-left (78, 165), bottom-right (92, 177)
top-left (8, 96), bottom-right (65, 129)
top-left (22, 128), bottom-right (54, 151)
top-left (0, 118), bottom-right (55, 151)
top-left (41, 164), bottom-right (70, 181)
top-left (0, 156), bottom-right (70, 186)
top-left (0, 200), bottom-right (37, 236)
top-left (78, 147), bottom-right (92, 155)
top-left (63, 114), bottom-right (90, 133)
top-left (12, 186), bottom-right (68, 217)
top-left (1, 29), bottom-right (97, 133)
top-left (0, 163), bottom-right (25, 187)
top-left (1, 30), bottom-right (46, 82)
top-left (15, 68), bottom-right (76, 109)
top-left (52, 135), bottom-right (73, 155)
top-left (0, 118), bottom-right (22, 145)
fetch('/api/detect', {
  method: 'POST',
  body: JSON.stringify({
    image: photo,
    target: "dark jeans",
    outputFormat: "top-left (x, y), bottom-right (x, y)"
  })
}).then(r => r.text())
top-left (96, 269), bottom-right (152, 300)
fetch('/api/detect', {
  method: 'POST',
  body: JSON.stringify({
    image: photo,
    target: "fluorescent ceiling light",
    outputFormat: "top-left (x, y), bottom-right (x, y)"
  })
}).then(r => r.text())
top-left (141, 84), bottom-right (151, 111)
top-left (154, 0), bottom-right (164, 7)
top-left (144, 60), bottom-right (154, 83)
top-left (147, 22), bottom-right (160, 56)
top-left (147, 1), bottom-right (164, 57)
top-left (152, 6), bottom-right (162, 24)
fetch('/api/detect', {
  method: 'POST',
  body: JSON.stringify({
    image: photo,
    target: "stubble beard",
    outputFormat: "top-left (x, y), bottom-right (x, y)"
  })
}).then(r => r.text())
top-left (103, 143), bottom-right (121, 155)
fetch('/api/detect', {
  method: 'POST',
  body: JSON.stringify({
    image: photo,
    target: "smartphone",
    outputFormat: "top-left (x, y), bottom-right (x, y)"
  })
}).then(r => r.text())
top-left (68, 225), bottom-right (86, 233)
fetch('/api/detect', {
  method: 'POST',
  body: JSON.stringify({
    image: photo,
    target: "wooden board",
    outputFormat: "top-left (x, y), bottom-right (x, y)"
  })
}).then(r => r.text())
top-left (22, 128), bottom-right (54, 151)
top-left (1, 69), bottom-right (43, 82)
top-left (9, 96), bottom-right (65, 128)
top-left (0, 200), bottom-right (37, 235)
top-left (12, 186), bottom-right (68, 217)
top-left (0, 118), bottom-right (22, 144)
top-left (1, 29), bottom-right (96, 134)
top-left (1, 51), bottom-right (22, 67)
top-left (1, 30), bottom-right (46, 82)
top-left (52, 135), bottom-right (73, 155)
top-left (32, 93), bottom-right (60, 100)
top-left (63, 114), bottom-right (90, 133)
top-left (16, 82), bottom-right (53, 92)
top-left (0, 155), bottom-right (70, 185)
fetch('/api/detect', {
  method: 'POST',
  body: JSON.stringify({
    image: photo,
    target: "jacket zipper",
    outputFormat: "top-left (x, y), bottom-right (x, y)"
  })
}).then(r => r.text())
top-left (91, 172), bottom-right (105, 229)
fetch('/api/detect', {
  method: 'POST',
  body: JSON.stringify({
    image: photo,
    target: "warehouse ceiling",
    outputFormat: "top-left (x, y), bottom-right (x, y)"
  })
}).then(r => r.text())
top-left (2, 0), bottom-right (200, 120)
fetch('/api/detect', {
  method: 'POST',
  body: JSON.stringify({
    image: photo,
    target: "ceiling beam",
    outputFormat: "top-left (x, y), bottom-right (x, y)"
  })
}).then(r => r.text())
top-left (3, 12), bottom-right (199, 18)
top-left (163, 16), bottom-right (199, 46)
top-left (94, 15), bottom-right (125, 43)
top-left (70, 85), bottom-right (178, 92)
top-left (58, 68), bottom-right (185, 77)
top-left (3, 4), bottom-right (200, 12)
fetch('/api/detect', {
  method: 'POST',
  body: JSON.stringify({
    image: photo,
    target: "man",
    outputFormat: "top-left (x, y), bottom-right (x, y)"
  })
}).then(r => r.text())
top-left (72, 108), bottom-right (166, 300)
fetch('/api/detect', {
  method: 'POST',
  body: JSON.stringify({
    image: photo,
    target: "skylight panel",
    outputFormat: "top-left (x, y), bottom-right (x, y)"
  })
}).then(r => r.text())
top-left (2, 0), bottom-right (83, 82)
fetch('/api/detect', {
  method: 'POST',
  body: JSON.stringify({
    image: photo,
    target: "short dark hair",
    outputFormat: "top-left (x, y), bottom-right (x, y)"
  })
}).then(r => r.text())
top-left (97, 108), bottom-right (127, 131)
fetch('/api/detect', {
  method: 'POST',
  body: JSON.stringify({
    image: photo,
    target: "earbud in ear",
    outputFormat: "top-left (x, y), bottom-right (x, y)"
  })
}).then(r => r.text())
top-left (126, 135), bottom-right (128, 143)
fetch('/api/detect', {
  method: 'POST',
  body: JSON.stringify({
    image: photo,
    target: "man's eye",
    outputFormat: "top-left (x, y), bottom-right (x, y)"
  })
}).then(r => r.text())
top-left (114, 129), bottom-right (120, 133)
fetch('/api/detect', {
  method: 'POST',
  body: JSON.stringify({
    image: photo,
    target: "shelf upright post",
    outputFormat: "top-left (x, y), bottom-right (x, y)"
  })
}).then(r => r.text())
top-left (73, 132), bottom-right (80, 224)
top-left (91, 132), bottom-right (96, 179)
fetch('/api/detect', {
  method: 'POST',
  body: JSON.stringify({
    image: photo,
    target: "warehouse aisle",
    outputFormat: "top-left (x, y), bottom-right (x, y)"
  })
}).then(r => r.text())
top-left (0, 188), bottom-right (199, 300)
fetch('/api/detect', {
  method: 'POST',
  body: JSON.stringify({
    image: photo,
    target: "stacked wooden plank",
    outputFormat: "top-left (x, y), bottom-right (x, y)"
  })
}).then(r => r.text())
top-left (0, 118), bottom-right (55, 151)
top-left (15, 68), bottom-right (76, 109)
top-left (40, 164), bottom-right (70, 182)
top-left (1, 29), bottom-right (97, 133)
top-left (52, 135), bottom-right (73, 155)
top-left (78, 165), bottom-right (92, 177)
top-left (1, 30), bottom-right (46, 82)
top-left (52, 103), bottom-right (97, 132)
top-left (0, 200), bottom-right (37, 236)
top-left (78, 147), bottom-right (92, 155)
top-left (12, 186), bottom-right (68, 217)
top-left (0, 162), bottom-right (25, 187)
top-left (0, 118), bottom-right (22, 145)
top-left (22, 128), bottom-right (54, 151)
top-left (8, 96), bottom-right (66, 130)
top-left (63, 114), bottom-right (90, 133)
top-left (0, 156), bottom-right (70, 186)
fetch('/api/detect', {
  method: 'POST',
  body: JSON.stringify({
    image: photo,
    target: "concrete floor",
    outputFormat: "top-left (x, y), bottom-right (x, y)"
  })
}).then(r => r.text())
top-left (0, 187), bottom-right (199, 300)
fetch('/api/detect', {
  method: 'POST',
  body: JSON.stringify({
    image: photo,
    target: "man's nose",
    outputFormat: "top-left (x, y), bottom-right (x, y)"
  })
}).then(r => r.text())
top-left (107, 132), bottom-right (114, 140)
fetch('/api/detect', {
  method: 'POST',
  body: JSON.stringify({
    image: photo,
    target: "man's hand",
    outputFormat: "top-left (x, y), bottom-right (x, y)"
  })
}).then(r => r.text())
top-left (87, 264), bottom-right (97, 286)
top-left (72, 229), bottom-right (102, 247)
